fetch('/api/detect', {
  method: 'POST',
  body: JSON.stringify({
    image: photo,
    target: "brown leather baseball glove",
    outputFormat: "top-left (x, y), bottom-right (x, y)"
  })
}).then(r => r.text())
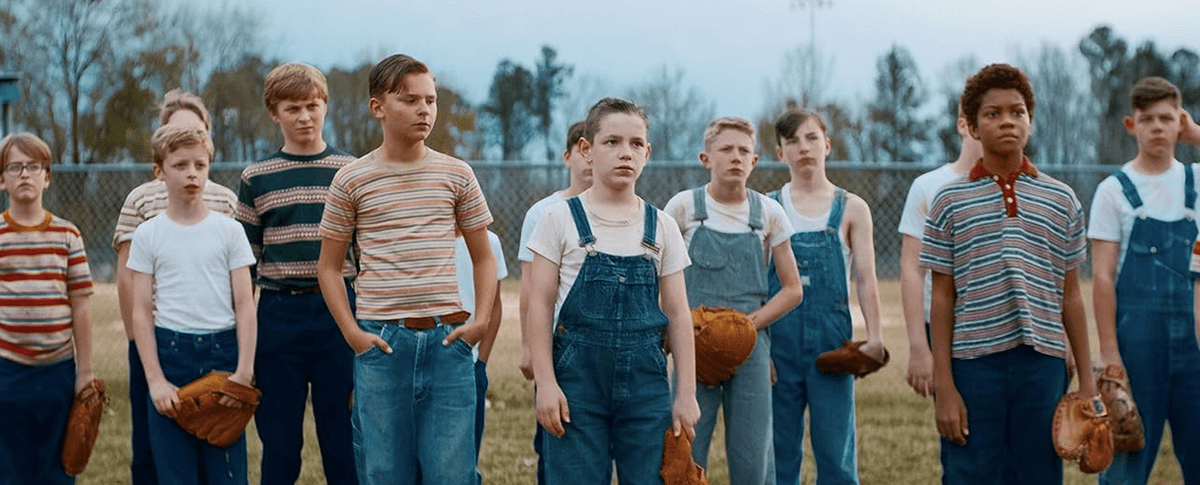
top-left (691, 306), bottom-right (757, 386)
top-left (173, 371), bottom-right (261, 448)
top-left (1094, 364), bottom-right (1145, 453)
top-left (661, 428), bottom-right (709, 485)
top-left (815, 340), bottom-right (890, 378)
top-left (61, 379), bottom-right (105, 476)
top-left (1052, 391), bottom-right (1114, 474)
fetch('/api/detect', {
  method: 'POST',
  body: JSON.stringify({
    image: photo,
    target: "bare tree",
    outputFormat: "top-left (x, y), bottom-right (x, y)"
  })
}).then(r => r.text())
top-left (532, 45), bottom-right (573, 160)
top-left (1015, 43), bottom-right (1099, 165)
top-left (932, 55), bottom-right (980, 162)
top-left (629, 64), bottom-right (715, 161)
top-left (764, 43), bottom-right (835, 111)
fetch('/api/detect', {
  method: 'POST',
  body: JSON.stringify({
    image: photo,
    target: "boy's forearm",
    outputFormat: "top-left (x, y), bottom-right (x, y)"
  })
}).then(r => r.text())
top-left (116, 243), bottom-right (135, 339)
top-left (929, 272), bottom-right (956, 390)
top-left (1062, 269), bottom-right (1096, 394)
top-left (1091, 240), bottom-right (1122, 362)
top-left (231, 267), bottom-right (257, 379)
top-left (317, 238), bottom-right (359, 337)
top-left (660, 272), bottom-right (696, 395)
top-left (528, 257), bottom-right (560, 388)
top-left (900, 236), bottom-right (930, 350)
top-left (855, 277), bottom-right (886, 341)
top-left (477, 290), bottom-right (503, 361)
top-left (70, 295), bottom-right (94, 378)
top-left (749, 242), bottom-right (802, 329)
top-left (130, 279), bottom-right (166, 384)
top-left (464, 229), bottom-right (498, 328)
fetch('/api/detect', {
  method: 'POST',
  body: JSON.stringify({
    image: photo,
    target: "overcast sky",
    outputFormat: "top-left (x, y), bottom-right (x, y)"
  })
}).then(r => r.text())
top-left (254, 0), bottom-right (1197, 120)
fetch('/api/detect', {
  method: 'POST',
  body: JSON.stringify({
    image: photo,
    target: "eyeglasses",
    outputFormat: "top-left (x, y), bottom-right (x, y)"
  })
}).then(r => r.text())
top-left (4, 163), bottom-right (47, 175)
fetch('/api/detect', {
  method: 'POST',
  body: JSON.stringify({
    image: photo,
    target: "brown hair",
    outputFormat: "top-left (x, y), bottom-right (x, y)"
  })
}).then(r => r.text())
top-left (263, 62), bottom-right (329, 112)
top-left (774, 109), bottom-right (827, 145)
top-left (583, 98), bottom-right (648, 143)
top-left (150, 125), bottom-right (214, 166)
top-left (368, 54), bottom-right (431, 99)
top-left (158, 89), bottom-right (211, 130)
top-left (0, 133), bottom-right (53, 172)
top-left (1129, 76), bottom-right (1181, 112)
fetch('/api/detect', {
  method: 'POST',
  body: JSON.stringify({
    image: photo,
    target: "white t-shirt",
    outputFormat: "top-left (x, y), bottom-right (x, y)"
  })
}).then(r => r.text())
top-left (898, 164), bottom-right (967, 320)
top-left (777, 183), bottom-right (852, 283)
top-left (127, 212), bottom-right (256, 333)
top-left (518, 191), bottom-right (566, 263)
top-left (526, 195), bottom-right (690, 313)
top-left (1089, 160), bottom-right (1200, 276)
top-left (663, 185), bottom-right (795, 255)
top-left (454, 231), bottom-right (509, 360)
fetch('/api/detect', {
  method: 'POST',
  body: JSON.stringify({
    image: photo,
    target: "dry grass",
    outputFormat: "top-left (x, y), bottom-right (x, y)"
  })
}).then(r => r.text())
top-left (75, 280), bottom-right (1183, 484)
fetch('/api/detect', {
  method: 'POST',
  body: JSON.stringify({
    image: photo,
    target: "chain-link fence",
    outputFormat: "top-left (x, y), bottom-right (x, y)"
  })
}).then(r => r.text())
top-left (19, 161), bottom-right (1115, 282)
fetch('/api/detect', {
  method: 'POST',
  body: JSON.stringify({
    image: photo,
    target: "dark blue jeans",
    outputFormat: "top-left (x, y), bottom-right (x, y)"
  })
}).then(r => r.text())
top-left (475, 359), bottom-right (488, 484)
top-left (255, 288), bottom-right (357, 485)
top-left (146, 327), bottom-right (247, 485)
top-left (939, 345), bottom-right (1065, 485)
top-left (0, 358), bottom-right (75, 485)
top-left (128, 341), bottom-right (157, 485)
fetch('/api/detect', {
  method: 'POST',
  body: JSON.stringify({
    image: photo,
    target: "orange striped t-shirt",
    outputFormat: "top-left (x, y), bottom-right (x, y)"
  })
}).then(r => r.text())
top-left (319, 148), bottom-right (492, 320)
top-left (0, 211), bottom-right (94, 366)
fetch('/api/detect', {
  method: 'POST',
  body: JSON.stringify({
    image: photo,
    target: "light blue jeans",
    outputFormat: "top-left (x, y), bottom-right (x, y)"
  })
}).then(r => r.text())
top-left (692, 329), bottom-right (774, 485)
top-left (352, 320), bottom-right (476, 485)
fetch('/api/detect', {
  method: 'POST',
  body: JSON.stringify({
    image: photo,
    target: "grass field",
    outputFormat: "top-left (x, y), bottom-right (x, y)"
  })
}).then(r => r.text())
top-left (75, 280), bottom-right (1183, 484)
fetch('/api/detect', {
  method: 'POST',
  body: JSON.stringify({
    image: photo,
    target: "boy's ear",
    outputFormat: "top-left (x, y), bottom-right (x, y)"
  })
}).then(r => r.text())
top-left (698, 151), bottom-right (711, 169)
top-left (578, 138), bottom-right (592, 162)
top-left (775, 144), bottom-right (783, 161)
top-left (368, 96), bottom-right (384, 120)
top-left (153, 164), bottom-right (165, 181)
top-left (823, 136), bottom-right (832, 156)
top-left (956, 117), bottom-right (970, 138)
top-left (1124, 115), bottom-right (1136, 135)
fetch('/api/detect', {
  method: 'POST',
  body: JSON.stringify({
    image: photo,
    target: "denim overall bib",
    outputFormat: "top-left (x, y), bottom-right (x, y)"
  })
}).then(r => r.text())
top-left (767, 188), bottom-right (858, 485)
top-left (1100, 169), bottom-right (1200, 485)
top-left (543, 197), bottom-right (673, 485)
top-left (683, 187), bottom-right (775, 485)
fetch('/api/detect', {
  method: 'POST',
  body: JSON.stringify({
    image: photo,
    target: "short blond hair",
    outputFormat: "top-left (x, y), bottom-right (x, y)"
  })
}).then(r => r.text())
top-left (0, 133), bottom-right (53, 172)
top-left (158, 89), bottom-right (211, 130)
top-left (703, 116), bottom-right (756, 151)
top-left (151, 125), bottom-right (213, 166)
top-left (264, 62), bottom-right (329, 112)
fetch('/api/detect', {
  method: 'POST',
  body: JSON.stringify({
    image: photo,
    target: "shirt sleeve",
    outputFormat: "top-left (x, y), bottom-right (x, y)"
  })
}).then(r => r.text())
top-left (66, 225), bottom-right (94, 297)
top-left (455, 169), bottom-right (494, 234)
top-left (662, 191), bottom-right (691, 238)
top-left (1063, 192), bottom-right (1088, 270)
top-left (226, 219), bottom-right (258, 271)
top-left (1087, 177), bottom-right (1124, 242)
top-left (488, 231), bottom-right (509, 280)
top-left (527, 207), bottom-right (567, 267)
top-left (234, 168), bottom-right (263, 261)
top-left (112, 188), bottom-right (148, 249)
top-left (319, 169), bottom-right (357, 242)
top-left (518, 198), bottom-right (549, 263)
top-left (657, 210), bottom-right (691, 277)
top-left (920, 193), bottom-right (955, 275)
top-left (762, 196), bottom-right (795, 248)
top-left (898, 175), bottom-right (931, 238)
top-left (127, 224), bottom-right (155, 275)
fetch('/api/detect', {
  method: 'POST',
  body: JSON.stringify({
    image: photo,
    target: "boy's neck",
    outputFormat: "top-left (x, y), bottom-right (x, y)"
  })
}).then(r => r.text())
top-left (1130, 150), bottom-right (1175, 176)
top-left (378, 138), bottom-right (428, 164)
top-left (165, 197), bottom-right (209, 226)
top-left (561, 181), bottom-right (589, 199)
top-left (281, 139), bottom-right (328, 157)
top-left (787, 166), bottom-right (834, 194)
top-left (584, 184), bottom-right (639, 213)
top-left (979, 151), bottom-right (1026, 176)
top-left (6, 201), bottom-right (46, 226)
top-left (707, 180), bottom-right (748, 205)
top-left (948, 147), bottom-right (979, 174)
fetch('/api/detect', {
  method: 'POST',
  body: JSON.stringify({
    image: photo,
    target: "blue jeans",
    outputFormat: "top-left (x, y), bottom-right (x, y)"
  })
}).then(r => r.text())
top-left (255, 288), bottom-right (357, 485)
top-left (0, 358), bottom-right (75, 485)
top-left (128, 340), bottom-right (157, 485)
top-left (1100, 308), bottom-right (1200, 485)
top-left (692, 329), bottom-right (774, 485)
top-left (475, 359), bottom-right (488, 485)
top-left (772, 339), bottom-right (856, 485)
top-left (543, 329), bottom-right (672, 485)
top-left (939, 345), bottom-right (1065, 485)
top-left (146, 327), bottom-right (247, 485)
top-left (353, 320), bottom-right (476, 485)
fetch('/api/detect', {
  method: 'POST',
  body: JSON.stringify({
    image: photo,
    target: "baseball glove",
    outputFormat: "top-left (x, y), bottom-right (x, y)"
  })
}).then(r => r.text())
top-left (1052, 391), bottom-right (1114, 474)
top-left (815, 340), bottom-right (890, 378)
top-left (661, 428), bottom-right (709, 485)
top-left (61, 379), bottom-right (106, 476)
top-left (691, 306), bottom-right (757, 386)
top-left (173, 371), bottom-right (261, 448)
top-left (1094, 364), bottom-right (1145, 453)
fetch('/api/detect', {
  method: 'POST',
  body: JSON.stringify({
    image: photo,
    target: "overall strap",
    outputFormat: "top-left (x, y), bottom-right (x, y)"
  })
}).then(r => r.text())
top-left (642, 202), bottom-right (660, 253)
top-left (691, 187), bottom-right (708, 222)
top-left (1186, 165), bottom-right (1196, 210)
top-left (768, 189), bottom-right (783, 205)
top-left (1112, 171), bottom-right (1144, 210)
top-left (566, 197), bottom-right (596, 247)
top-left (827, 188), bottom-right (848, 233)
top-left (748, 191), bottom-right (764, 231)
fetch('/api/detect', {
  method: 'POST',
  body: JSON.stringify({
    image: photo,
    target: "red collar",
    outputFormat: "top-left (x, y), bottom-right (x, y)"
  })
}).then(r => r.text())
top-left (968, 156), bottom-right (1039, 181)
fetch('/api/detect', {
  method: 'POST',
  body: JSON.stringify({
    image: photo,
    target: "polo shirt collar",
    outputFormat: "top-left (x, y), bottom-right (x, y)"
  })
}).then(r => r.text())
top-left (969, 156), bottom-right (1039, 181)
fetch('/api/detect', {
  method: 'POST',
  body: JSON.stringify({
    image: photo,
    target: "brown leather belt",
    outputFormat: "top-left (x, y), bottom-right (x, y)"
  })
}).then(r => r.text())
top-left (387, 311), bottom-right (471, 330)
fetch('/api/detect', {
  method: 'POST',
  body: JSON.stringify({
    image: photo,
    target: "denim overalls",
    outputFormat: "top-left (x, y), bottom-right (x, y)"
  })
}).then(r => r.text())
top-left (1100, 169), bottom-right (1200, 485)
top-left (683, 187), bottom-right (776, 485)
top-left (767, 188), bottom-right (858, 485)
top-left (543, 197), bottom-right (673, 485)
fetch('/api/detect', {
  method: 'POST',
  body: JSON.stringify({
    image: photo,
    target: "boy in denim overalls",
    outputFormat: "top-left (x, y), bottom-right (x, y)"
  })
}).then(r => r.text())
top-left (526, 97), bottom-right (700, 485)
top-left (1090, 76), bottom-right (1200, 484)
top-left (767, 109), bottom-right (887, 485)
top-left (664, 116), bottom-right (802, 485)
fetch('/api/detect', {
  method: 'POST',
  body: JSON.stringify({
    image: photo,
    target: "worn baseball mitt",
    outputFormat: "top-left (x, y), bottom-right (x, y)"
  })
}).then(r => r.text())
top-left (691, 306), bottom-right (757, 386)
top-left (61, 379), bottom-right (106, 476)
top-left (815, 340), bottom-right (890, 378)
top-left (173, 371), bottom-right (261, 448)
top-left (1094, 364), bottom-right (1145, 453)
top-left (661, 428), bottom-right (709, 485)
top-left (1052, 391), bottom-right (1114, 474)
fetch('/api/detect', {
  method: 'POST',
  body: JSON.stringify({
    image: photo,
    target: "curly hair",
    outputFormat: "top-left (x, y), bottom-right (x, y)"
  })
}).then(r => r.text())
top-left (961, 63), bottom-right (1035, 129)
